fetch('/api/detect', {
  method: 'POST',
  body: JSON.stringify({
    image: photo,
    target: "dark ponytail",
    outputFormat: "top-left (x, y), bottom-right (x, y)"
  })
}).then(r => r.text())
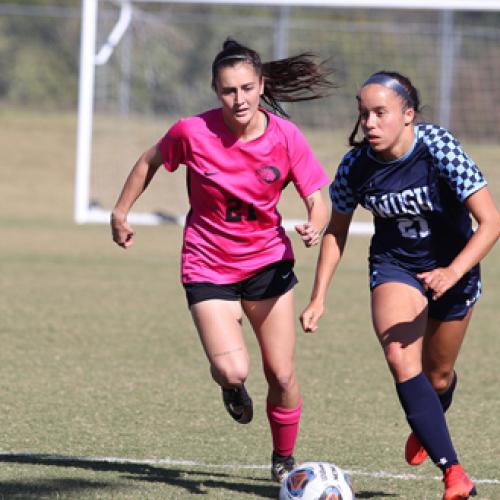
top-left (262, 54), bottom-right (335, 118)
top-left (212, 38), bottom-right (335, 118)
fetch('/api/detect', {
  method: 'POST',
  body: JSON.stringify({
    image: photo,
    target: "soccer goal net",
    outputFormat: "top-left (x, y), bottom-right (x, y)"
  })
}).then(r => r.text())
top-left (75, 0), bottom-right (500, 227)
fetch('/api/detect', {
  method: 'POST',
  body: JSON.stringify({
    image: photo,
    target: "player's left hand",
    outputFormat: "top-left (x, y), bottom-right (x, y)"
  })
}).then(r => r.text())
top-left (417, 266), bottom-right (461, 301)
top-left (300, 300), bottom-right (324, 333)
top-left (295, 222), bottom-right (321, 247)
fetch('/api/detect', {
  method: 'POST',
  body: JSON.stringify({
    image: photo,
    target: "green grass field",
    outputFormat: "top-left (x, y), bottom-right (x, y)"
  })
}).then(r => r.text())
top-left (0, 109), bottom-right (499, 499)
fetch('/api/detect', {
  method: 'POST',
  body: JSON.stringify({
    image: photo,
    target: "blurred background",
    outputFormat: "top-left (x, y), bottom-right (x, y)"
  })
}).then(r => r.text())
top-left (2, 1), bottom-right (500, 132)
top-left (1, 0), bottom-right (499, 223)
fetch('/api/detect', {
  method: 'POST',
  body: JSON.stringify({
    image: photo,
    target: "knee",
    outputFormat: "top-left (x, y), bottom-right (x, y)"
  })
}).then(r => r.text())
top-left (384, 343), bottom-right (405, 372)
top-left (265, 367), bottom-right (296, 393)
top-left (384, 344), bottom-right (420, 381)
top-left (211, 363), bottom-right (249, 388)
top-left (426, 369), bottom-right (454, 393)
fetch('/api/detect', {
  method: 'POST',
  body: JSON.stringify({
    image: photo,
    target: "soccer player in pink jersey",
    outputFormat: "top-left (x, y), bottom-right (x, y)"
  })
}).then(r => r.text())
top-left (111, 38), bottom-right (333, 482)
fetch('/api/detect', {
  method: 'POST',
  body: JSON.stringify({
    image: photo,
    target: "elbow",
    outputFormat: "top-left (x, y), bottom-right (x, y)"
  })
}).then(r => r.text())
top-left (486, 211), bottom-right (500, 241)
top-left (477, 212), bottom-right (500, 245)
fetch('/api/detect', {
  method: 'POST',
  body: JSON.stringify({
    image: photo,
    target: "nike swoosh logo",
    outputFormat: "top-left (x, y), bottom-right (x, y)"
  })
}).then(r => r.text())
top-left (204, 172), bottom-right (219, 177)
top-left (281, 272), bottom-right (291, 279)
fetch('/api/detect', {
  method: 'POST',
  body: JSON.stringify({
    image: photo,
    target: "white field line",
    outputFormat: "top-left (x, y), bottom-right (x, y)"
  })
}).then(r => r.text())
top-left (0, 451), bottom-right (499, 485)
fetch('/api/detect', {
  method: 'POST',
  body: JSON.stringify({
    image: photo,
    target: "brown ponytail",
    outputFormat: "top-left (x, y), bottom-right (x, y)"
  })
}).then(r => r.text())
top-left (212, 38), bottom-right (335, 118)
top-left (261, 53), bottom-right (335, 118)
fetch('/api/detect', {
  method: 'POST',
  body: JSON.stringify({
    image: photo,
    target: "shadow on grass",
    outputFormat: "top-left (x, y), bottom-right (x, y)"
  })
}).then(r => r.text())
top-left (355, 491), bottom-right (398, 498)
top-left (0, 478), bottom-right (113, 500)
top-left (0, 453), bottom-right (400, 498)
top-left (0, 452), bottom-right (278, 498)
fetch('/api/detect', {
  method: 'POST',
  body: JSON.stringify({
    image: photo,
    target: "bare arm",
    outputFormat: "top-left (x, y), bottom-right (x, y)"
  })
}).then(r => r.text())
top-left (300, 209), bottom-right (353, 332)
top-left (110, 145), bottom-right (163, 248)
top-left (294, 189), bottom-right (330, 247)
top-left (417, 186), bottom-right (500, 300)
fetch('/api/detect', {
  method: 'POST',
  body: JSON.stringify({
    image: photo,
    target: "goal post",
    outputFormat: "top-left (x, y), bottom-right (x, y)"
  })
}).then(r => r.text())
top-left (75, 0), bottom-right (137, 224)
top-left (74, 0), bottom-right (500, 229)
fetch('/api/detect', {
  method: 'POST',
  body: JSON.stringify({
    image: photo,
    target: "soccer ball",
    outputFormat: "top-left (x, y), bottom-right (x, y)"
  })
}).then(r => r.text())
top-left (279, 461), bottom-right (355, 500)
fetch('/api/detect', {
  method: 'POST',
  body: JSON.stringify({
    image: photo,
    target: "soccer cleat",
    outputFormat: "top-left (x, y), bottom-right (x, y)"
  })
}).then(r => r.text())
top-left (271, 451), bottom-right (296, 483)
top-left (442, 464), bottom-right (477, 500)
top-left (405, 431), bottom-right (428, 466)
top-left (222, 385), bottom-right (253, 424)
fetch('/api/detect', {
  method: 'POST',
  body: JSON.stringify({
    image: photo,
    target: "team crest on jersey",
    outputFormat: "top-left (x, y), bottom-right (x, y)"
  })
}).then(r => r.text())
top-left (256, 165), bottom-right (281, 184)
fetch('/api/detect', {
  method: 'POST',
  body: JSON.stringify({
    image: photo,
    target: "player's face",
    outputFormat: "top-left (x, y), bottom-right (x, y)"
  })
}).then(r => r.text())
top-left (357, 84), bottom-right (415, 161)
top-left (215, 62), bottom-right (264, 132)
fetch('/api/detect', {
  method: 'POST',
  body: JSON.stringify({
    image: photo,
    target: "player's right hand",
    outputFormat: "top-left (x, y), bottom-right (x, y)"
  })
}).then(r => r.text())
top-left (111, 213), bottom-right (135, 248)
top-left (300, 301), bottom-right (324, 333)
top-left (294, 222), bottom-right (322, 248)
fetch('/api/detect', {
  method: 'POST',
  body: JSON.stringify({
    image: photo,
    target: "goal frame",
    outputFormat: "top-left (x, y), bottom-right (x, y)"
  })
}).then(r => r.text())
top-left (74, 0), bottom-right (500, 229)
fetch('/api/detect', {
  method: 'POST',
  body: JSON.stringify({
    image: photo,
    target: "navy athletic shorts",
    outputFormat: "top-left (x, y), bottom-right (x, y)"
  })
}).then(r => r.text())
top-left (369, 260), bottom-right (481, 321)
top-left (183, 260), bottom-right (298, 307)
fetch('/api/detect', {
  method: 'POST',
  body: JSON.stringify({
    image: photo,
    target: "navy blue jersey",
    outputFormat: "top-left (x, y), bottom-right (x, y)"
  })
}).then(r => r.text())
top-left (330, 123), bottom-right (487, 272)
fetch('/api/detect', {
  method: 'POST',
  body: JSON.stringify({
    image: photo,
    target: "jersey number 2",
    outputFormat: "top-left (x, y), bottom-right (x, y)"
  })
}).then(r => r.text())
top-left (397, 216), bottom-right (430, 239)
top-left (225, 198), bottom-right (257, 222)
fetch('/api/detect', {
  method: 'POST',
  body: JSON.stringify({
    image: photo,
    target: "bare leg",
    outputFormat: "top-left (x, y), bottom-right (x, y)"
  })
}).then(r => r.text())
top-left (371, 282), bottom-right (428, 382)
top-left (423, 309), bottom-right (473, 393)
top-left (243, 289), bottom-right (300, 407)
top-left (190, 299), bottom-right (249, 388)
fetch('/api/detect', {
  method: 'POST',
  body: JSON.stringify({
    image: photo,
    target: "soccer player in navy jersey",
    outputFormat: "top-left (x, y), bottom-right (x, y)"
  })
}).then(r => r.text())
top-left (300, 71), bottom-right (500, 500)
top-left (111, 39), bottom-right (334, 482)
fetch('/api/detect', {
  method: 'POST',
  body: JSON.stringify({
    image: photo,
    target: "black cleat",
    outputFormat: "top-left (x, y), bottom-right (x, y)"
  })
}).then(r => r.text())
top-left (222, 385), bottom-right (253, 424)
top-left (271, 451), bottom-right (296, 483)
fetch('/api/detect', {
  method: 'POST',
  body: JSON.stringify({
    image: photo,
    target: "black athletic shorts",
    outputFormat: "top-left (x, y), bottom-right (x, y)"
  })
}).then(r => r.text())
top-left (183, 260), bottom-right (298, 307)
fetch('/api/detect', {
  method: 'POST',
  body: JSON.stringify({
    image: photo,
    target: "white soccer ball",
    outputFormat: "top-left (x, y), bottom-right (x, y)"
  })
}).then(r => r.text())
top-left (279, 461), bottom-right (355, 500)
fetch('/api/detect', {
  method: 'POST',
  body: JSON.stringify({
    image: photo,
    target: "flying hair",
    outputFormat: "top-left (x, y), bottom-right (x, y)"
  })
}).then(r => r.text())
top-left (211, 38), bottom-right (335, 118)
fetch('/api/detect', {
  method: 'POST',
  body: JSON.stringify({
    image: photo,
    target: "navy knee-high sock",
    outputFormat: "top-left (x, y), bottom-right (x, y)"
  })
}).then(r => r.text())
top-left (396, 372), bottom-right (458, 470)
top-left (439, 371), bottom-right (457, 413)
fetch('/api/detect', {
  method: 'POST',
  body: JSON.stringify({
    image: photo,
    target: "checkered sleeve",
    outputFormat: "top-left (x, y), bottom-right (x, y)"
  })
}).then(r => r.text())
top-left (417, 123), bottom-right (487, 202)
top-left (329, 149), bottom-right (362, 213)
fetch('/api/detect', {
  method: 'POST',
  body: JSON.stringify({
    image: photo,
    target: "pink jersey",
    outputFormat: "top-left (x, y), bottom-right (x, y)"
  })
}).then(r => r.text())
top-left (157, 107), bottom-right (329, 284)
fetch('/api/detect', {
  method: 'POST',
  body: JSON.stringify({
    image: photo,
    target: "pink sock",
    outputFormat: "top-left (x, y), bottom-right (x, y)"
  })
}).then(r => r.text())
top-left (267, 399), bottom-right (302, 456)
